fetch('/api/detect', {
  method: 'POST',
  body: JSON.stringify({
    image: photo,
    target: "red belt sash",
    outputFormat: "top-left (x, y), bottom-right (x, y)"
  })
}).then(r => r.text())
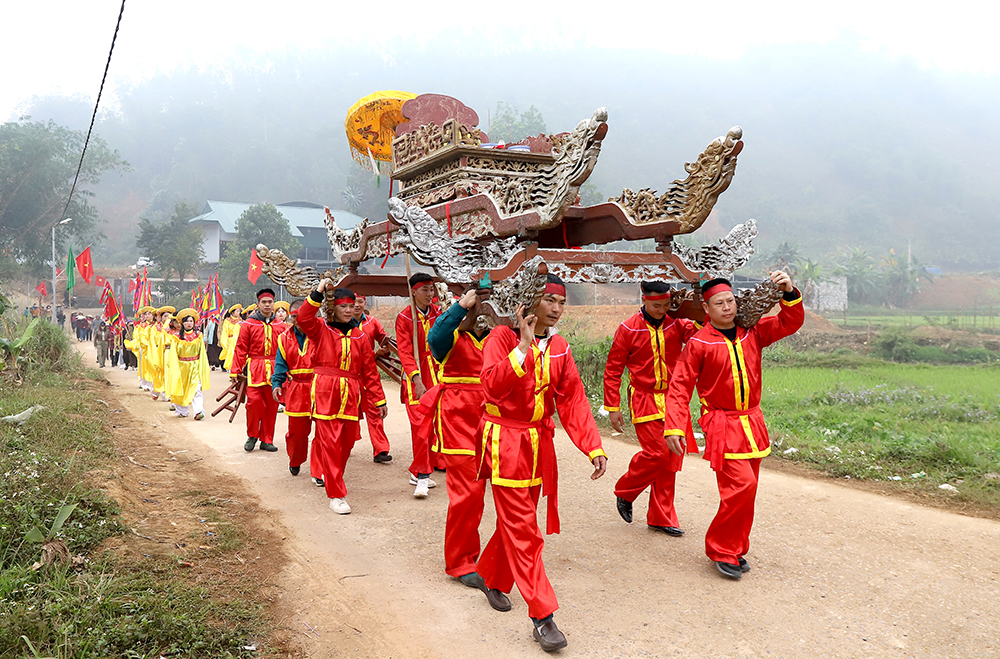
top-left (177, 355), bottom-right (199, 362)
top-left (313, 366), bottom-right (358, 379)
top-left (483, 413), bottom-right (562, 535)
top-left (288, 373), bottom-right (314, 383)
top-left (699, 405), bottom-right (762, 471)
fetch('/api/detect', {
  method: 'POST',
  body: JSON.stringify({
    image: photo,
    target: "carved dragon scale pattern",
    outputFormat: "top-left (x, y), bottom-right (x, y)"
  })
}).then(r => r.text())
top-left (251, 103), bottom-right (777, 322)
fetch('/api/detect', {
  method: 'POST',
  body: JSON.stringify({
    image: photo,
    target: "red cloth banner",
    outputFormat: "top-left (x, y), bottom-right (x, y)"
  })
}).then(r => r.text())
top-left (36, 281), bottom-right (48, 297)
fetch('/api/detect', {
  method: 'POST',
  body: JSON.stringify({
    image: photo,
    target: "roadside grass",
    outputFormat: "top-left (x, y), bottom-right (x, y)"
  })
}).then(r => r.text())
top-left (762, 363), bottom-right (1000, 507)
top-left (0, 319), bottom-right (272, 658)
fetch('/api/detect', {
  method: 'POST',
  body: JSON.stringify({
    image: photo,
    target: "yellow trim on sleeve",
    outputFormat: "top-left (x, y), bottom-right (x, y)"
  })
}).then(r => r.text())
top-left (374, 399), bottom-right (387, 407)
top-left (588, 448), bottom-right (607, 461)
top-left (780, 296), bottom-right (802, 307)
top-left (603, 406), bottom-right (620, 412)
top-left (664, 429), bottom-right (686, 437)
top-left (306, 296), bottom-right (322, 307)
top-left (508, 350), bottom-right (526, 377)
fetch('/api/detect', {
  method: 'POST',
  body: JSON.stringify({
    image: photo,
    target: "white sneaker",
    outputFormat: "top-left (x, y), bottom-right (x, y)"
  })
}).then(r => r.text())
top-left (408, 475), bottom-right (437, 488)
top-left (413, 478), bottom-right (430, 499)
top-left (329, 498), bottom-right (351, 514)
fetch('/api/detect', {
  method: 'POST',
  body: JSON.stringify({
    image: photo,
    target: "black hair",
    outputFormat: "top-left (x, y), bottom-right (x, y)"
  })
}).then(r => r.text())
top-left (699, 278), bottom-right (732, 295)
top-left (256, 287), bottom-right (276, 299)
top-left (289, 299), bottom-right (305, 313)
top-left (332, 288), bottom-right (356, 302)
top-left (641, 281), bottom-right (671, 295)
top-left (545, 273), bottom-right (565, 286)
top-left (409, 272), bottom-right (434, 288)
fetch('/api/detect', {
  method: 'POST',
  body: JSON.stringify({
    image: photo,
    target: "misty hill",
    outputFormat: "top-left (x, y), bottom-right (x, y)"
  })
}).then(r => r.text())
top-left (18, 41), bottom-right (1000, 270)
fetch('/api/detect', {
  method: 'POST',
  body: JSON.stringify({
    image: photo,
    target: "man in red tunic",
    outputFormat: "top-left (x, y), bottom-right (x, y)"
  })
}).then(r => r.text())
top-left (476, 274), bottom-right (608, 652)
top-left (395, 273), bottom-right (442, 497)
top-left (604, 281), bottom-right (700, 535)
top-left (353, 295), bottom-right (392, 464)
top-left (272, 300), bottom-right (320, 479)
top-left (231, 288), bottom-right (288, 452)
top-left (421, 286), bottom-right (504, 604)
top-left (298, 282), bottom-right (387, 514)
top-left (664, 271), bottom-right (803, 579)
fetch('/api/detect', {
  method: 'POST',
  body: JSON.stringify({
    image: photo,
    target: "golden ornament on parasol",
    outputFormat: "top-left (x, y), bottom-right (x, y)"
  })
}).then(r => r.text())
top-left (345, 90), bottom-right (418, 173)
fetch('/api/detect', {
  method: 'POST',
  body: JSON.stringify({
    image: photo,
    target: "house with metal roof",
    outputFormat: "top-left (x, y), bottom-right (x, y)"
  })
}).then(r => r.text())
top-left (188, 200), bottom-right (365, 265)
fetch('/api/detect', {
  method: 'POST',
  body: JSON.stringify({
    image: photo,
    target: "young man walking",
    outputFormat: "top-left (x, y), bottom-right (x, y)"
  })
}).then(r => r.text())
top-left (476, 274), bottom-right (608, 652)
top-left (272, 300), bottom-right (321, 479)
top-left (664, 271), bottom-right (803, 579)
top-left (604, 281), bottom-right (699, 535)
top-left (298, 281), bottom-right (387, 514)
top-left (353, 295), bottom-right (392, 464)
top-left (395, 273), bottom-right (442, 496)
top-left (423, 286), bottom-right (504, 605)
top-left (230, 288), bottom-right (288, 452)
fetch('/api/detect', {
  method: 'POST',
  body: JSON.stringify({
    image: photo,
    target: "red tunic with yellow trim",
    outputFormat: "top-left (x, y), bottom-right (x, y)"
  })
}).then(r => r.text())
top-left (428, 329), bottom-right (487, 456)
top-left (277, 327), bottom-right (314, 417)
top-left (358, 314), bottom-right (387, 349)
top-left (603, 310), bottom-right (700, 451)
top-left (298, 295), bottom-right (386, 421)
top-left (478, 325), bottom-right (606, 534)
top-left (664, 293), bottom-right (805, 471)
top-left (395, 304), bottom-right (441, 406)
top-left (229, 314), bottom-right (288, 387)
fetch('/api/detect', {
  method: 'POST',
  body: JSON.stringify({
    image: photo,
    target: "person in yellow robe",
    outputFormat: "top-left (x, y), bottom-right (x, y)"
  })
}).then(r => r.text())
top-left (150, 306), bottom-right (175, 401)
top-left (165, 308), bottom-right (211, 420)
top-left (219, 304), bottom-right (243, 371)
top-left (273, 300), bottom-right (290, 324)
top-left (130, 307), bottom-right (157, 393)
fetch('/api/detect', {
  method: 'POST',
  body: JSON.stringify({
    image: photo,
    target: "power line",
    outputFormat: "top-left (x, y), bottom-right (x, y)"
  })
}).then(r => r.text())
top-left (58, 0), bottom-right (126, 224)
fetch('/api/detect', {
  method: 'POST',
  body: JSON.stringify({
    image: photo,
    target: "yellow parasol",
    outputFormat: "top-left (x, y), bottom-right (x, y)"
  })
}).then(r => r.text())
top-left (345, 90), bottom-right (418, 174)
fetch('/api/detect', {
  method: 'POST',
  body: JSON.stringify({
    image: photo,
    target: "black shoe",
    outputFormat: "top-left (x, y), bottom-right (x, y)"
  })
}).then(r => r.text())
top-left (648, 525), bottom-right (685, 537)
top-left (374, 451), bottom-right (393, 464)
top-left (289, 465), bottom-right (300, 476)
top-left (532, 618), bottom-right (568, 652)
top-left (715, 561), bottom-right (743, 580)
top-left (433, 466), bottom-right (447, 472)
top-left (616, 497), bottom-right (633, 524)
top-left (259, 442), bottom-right (278, 452)
top-left (738, 557), bottom-right (751, 573)
top-left (244, 437), bottom-right (257, 452)
top-left (313, 477), bottom-right (325, 487)
top-left (466, 573), bottom-right (512, 612)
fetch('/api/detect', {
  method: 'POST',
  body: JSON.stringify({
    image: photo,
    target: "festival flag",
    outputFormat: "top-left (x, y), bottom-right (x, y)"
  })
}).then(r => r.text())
top-left (95, 274), bottom-right (107, 288)
top-left (248, 248), bottom-right (264, 284)
top-left (36, 281), bottom-right (48, 297)
top-left (102, 281), bottom-right (122, 328)
top-left (66, 246), bottom-right (76, 293)
top-left (75, 246), bottom-right (94, 284)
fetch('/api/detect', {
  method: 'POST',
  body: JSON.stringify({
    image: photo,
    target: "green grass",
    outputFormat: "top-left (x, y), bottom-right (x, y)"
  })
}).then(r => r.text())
top-left (762, 363), bottom-right (1000, 507)
top-left (0, 316), bottom-right (271, 658)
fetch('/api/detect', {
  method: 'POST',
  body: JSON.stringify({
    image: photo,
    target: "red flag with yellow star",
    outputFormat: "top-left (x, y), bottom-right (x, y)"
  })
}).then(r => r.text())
top-left (248, 248), bottom-right (264, 285)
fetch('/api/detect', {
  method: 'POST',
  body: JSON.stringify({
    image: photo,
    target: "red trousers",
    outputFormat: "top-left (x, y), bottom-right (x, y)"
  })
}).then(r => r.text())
top-left (614, 420), bottom-right (682, 527)
top-left (313, 418), bottom-right (359, 499)
top-left (285, 415), bottom-right (320, 477)
top-left (705, 458), bottom-right (761, 564)
top-left (245, 386), bottom-right (279, 445)
top-left (406, 402), bottom-right (432, 476)
top-left (442, 453), bottom-right (487, 578)
top-left (364, 409), bottom-right (390, 457)
top-left (478, 484), bottom-right (558, 620)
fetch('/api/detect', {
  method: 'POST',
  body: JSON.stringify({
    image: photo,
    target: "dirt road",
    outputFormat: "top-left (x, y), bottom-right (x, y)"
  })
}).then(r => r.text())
top-left (79, 341), bottom-right (1000, 659)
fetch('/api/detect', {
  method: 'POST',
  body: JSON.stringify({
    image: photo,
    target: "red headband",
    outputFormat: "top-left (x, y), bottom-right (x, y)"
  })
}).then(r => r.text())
top-left (256, 293), bottom-right (274, 301)
top-left (702, 283), bottom-right (733, 301)
top-left (642, 292), bottom-right (670, 301)
top-left (355, 295), bottom-right (366, 303)
top-left (333, 297), bottom-right (354, 306)
top-left (544, 283), bottom-right (566, 297)
top-left (413, 282), bottom-right (434, 291)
